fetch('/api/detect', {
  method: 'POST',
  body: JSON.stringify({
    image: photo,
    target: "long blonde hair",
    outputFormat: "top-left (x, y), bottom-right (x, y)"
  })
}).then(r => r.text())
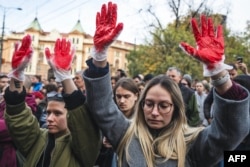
top-left (117, 75), bottom-right (203, 167)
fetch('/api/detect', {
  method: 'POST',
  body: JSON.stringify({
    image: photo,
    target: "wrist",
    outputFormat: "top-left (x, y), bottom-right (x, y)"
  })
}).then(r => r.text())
top-left (85, 58), bottom-right (109, 78)
top-left (4, 86), bottom-right (26, 106)
top-left (92, 58), bottom-right (107, 68)
top-left (61, 79), bottom-right (77, 94)
top-left (211, 70), bottom-right (229, 86)
top-left (91, 46), bottom-right (107, 62)
top-left (212, 71), bottom-right (232, 94)
top-left (9, 78), bottom-right (24, 93)
top-left (54, 70), bottom-right (72, 82)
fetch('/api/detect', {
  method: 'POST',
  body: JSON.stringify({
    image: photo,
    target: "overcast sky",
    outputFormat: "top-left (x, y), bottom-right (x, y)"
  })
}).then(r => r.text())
top-left (0, 0), bottom-right (249, 44)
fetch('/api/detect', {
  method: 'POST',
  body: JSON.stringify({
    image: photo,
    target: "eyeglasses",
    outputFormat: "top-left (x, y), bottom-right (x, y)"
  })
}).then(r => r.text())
top-left (141, 100), bottom-right (173, 114)
top-left (181, 83), bottom-right (188, 86)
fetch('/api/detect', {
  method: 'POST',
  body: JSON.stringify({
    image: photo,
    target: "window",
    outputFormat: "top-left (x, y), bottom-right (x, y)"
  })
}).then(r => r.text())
top-left (38, 53), bottom-right (44, 63)
top-left (115, 51), bottom-right (120, 57)
top-left (115, 59), bottom-right (119, 68)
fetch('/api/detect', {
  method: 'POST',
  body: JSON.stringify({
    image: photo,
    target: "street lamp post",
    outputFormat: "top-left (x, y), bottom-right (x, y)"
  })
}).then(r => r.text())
top-left (0, 6), bottom-right (22, 72)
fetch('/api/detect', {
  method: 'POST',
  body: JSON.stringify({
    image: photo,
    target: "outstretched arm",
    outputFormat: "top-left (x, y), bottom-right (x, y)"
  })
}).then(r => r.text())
top-left (181, 15), bottom-right (249, 166)
top-left (83, 2), bottom-right (129, 150)
top-left (4, 35), bottom-right (42, 157)
top-left (45, 38), bottom-right (101, 166)
top-left (180, 15), bottom-right (234, 92)
top-left (91, 1), bottom-right (123, 68)
top-left (6, 34), bottom-right (32, 111)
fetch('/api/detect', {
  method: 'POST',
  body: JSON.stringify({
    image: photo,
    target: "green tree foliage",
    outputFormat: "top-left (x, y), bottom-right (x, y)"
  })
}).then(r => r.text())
top-left (127, 15), bottom-right (203, 79)
top-left (225, 20), bottom-right (250, 66)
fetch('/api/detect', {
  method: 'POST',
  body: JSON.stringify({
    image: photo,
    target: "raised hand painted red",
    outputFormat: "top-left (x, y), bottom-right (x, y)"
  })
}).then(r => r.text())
top-left (11, 34), bottom-right (32, 69)
top-left (45, 38), bottom-right (74, 70)
top-left (180, 15), bottom-right (224, 69)
top-left (94, 2), bottom-right (123, 52)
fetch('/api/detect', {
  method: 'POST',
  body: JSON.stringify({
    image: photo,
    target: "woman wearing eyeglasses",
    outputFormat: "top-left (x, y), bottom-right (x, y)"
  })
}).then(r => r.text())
top-left (83, 2), bottom-right (249, 167)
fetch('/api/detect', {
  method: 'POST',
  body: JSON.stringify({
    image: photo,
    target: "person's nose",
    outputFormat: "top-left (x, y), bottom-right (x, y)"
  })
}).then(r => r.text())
top-left (151, 104), bottom-right (160, 116)
top-left (47, 113), bottom-right (54, 122)
top-left (120, 97), bottom-right (126, 103)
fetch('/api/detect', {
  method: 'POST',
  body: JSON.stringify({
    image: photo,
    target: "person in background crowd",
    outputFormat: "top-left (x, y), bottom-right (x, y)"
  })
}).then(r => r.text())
top-left (4, 34), bottom-right (101, 167)
top-left (28, 76), bottom-right (45, 107)
top-left (0, 75), bottom-right (9, 93)
top-left (203, 82), bottom-right (211, 95)
top-left (132, 74), bottom-right (142, 84)
top-left (137, 81), bottom-right (146, 95)
top-left (31, 75), bottom-right (43, 92)
top-left (95, 77), bottom-right (139, 167)
top-left (42, 78), bottom-right (49, 86)
top-left (143, 73), bottom-right (154, 84)
top-left (32, 91), bottom-right (45, 105)
top-left (116, 69), bottom-right (127, 79)
top-left (201, 79), bottom-right (209, 85)
top-left (73, 70), bottom-right (86, 95)
top-left (228, 63), bottom-right (238, 79)
top-left (113, 78), bottom-right (139, 119)
top-left (195, 81), bottom-right (208, 126)
top-left (166, 67), bottom-right (200, 127)
top-left (48, 76), bottom-right (56, 83)
top-left (138, 74), bottom-right (144, 81)
top-left (111, 76), bottom-right (119, 90)
top-left (235, 57), bottom-right (249, 75)
top-left (23, 75), bottom-right (38, 114)
top-left (48, 76), bottom-right (57, 86)
top-left (181, 74), bottom-right (192, 88)
top-left (201, 79), bottom-right (211, 94)
top-left (191, 78), bottom-right (199, 90)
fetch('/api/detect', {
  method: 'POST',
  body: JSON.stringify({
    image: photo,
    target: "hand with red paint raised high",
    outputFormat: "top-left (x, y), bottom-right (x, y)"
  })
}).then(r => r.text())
top-left (180, 15), bottom-right (232, 77)
top-left (92, 1), bottom-right (123, 61)
top-left (8, 34), bottom-right (33, 81)
top-left (45, 38), bottom-right (75, 82)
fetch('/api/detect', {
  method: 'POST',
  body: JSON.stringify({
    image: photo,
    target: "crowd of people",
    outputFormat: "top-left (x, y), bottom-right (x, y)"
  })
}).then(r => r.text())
top-left (0, 1), bottom-right (250, 167)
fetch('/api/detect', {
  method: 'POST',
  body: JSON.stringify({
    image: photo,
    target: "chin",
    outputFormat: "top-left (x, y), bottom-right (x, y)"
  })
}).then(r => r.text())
top-left (48, 129), bottom-right (58, 134)
top-left (148, 124), bottom-right (163, 130)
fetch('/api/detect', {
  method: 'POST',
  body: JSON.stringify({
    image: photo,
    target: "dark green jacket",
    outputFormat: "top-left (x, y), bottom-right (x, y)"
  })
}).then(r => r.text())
top-left (179, 84), bottom-right (200, 126)
top-left (5, 99), bottom-right (101, 167)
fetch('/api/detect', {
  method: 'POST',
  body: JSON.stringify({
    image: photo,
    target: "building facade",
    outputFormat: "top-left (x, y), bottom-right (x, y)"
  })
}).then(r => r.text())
top-left (1, 17), bottom-right (134, 80)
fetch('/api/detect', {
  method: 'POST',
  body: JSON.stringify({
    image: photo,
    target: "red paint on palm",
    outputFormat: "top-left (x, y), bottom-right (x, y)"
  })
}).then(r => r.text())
top-left (46, 38), bottom-right (74, 70)
top-left (180, 15), bottom-right (224, 69)
top-left (54, 38), bottom-right (73, 70)
top-left (94, 2), bottom-right (123, 52)
top-left (11, 35), bottom-right (32, 68)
